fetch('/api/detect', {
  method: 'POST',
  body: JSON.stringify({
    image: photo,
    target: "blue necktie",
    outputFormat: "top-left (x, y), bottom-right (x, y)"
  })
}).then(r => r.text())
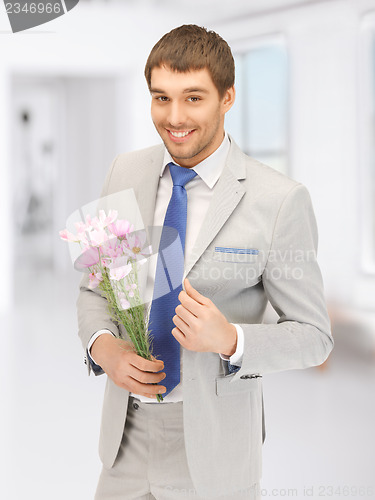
top-left (149, 162), bottom-right (197, 396)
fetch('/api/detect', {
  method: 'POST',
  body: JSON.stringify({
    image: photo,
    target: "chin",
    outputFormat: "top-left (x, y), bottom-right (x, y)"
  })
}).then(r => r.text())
top-left (168, 148), bottom-right (195, 161)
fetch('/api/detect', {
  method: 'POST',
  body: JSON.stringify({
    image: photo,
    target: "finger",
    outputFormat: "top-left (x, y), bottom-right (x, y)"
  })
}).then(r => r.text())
top-left (150, 354), bottom-right (165, 365)
top-left (178, 291), bottom-right (201, 316)
top-left (172, 314), bottom-right (190, 334)
top-left (171, 326), bottom-right (187, 347)
top-left (127, 377), bottom-right (166, 395)
top-left (183, 278), bottom-right (209, 305)
top-left (127, 364), bottom-right (166, 384)
top-left (129, 353), bottom-right (164, 372)
top-left (175, 303), bottom-right (197, 327)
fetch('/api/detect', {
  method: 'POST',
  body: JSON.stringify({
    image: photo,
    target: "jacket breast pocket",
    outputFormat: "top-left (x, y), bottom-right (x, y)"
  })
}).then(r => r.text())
top-left (211, 248), bottom-right (262, 288)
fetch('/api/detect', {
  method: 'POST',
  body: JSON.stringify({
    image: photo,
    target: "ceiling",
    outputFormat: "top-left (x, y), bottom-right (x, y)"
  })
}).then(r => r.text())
top-left (137, 0), bottom-right (333, 23)
top-left (79, 0), bottom-right (338, 32)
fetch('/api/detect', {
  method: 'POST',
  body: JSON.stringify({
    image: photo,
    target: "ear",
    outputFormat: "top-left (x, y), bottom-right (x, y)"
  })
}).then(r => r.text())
top-left (222, 85), bottom-right (235, 114)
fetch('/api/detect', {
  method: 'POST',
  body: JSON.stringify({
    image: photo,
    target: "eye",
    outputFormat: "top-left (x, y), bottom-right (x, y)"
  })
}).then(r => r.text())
top-left (188, 97), bottom-right (201, 102)
top-left (155, 96), bottom-right (169, 102)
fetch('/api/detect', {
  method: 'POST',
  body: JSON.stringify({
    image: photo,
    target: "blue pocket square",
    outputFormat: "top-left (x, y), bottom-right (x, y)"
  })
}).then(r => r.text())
top-left (215, 247), bottom-right (259, 255)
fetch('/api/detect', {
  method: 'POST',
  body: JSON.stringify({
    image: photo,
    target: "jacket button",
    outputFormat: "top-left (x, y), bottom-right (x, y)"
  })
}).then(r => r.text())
top-left (132, 402), bottom-right (139, 410)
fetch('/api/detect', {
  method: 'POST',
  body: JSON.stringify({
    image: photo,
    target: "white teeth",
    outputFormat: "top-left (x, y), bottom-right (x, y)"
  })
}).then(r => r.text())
top-left (170, 130), bottom-right (191, 138)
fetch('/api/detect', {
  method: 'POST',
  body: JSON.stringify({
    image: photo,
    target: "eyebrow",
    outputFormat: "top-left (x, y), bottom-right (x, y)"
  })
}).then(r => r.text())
top-left (150, 87), bottom-right (209, 94)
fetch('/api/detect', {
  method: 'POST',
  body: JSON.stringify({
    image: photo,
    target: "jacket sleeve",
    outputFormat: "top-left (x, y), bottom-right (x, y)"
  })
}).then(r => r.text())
top-left (231, 183), bottom-right (333, 382)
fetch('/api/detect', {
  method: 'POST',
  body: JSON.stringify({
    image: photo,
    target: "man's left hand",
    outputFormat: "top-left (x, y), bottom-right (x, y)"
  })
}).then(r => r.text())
top-left (172, 278), bottom-right (237, 356)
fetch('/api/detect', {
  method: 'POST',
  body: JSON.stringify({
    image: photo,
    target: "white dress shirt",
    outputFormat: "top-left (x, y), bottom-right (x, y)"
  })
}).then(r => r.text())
top-left (88, 132), bottom-right (244, 402)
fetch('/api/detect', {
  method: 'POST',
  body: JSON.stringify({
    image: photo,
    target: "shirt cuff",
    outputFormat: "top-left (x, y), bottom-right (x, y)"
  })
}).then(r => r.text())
top-left (87, 329), bottom-right (115, 365)
top-left (219, 324), bottom-right (244, 367)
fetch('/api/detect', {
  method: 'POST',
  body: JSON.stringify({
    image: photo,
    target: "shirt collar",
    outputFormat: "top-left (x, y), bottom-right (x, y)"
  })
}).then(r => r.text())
top-left (160, 131), bottom-right (231, 189)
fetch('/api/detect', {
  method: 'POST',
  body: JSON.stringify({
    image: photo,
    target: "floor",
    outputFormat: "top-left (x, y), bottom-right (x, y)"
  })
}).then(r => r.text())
top-left (1, 264), bottom-right (375, 500)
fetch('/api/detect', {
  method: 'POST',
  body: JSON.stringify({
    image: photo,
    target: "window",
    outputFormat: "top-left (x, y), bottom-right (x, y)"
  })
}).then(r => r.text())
top-left (226, 38), bottom-right (289, 174)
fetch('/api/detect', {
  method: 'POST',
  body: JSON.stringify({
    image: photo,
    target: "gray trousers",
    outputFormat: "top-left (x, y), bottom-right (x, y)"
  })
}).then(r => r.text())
top-left (95, 396), bottom-right (260, 500)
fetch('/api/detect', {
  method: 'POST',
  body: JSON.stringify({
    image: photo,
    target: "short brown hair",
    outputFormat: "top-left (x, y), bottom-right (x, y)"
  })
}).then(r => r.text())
top-left (144, 24), bottom-right (235, 98)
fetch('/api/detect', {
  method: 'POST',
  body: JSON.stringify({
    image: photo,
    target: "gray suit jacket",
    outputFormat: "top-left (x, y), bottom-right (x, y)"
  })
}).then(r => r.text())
top-left (77, 135), bottom-right (333, 497)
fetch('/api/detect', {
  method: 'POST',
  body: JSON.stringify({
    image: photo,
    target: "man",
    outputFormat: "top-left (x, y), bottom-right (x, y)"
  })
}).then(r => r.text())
top-left (77, 24), bottom-right (333, 500)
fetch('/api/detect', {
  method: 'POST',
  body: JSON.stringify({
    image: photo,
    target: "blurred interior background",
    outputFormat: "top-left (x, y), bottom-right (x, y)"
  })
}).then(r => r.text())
top-left (1, 0), bottom-right (375, 498)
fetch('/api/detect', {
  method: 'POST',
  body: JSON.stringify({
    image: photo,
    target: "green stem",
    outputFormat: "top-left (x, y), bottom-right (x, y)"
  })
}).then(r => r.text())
top-left (97, 264), bottom-right (163, 403)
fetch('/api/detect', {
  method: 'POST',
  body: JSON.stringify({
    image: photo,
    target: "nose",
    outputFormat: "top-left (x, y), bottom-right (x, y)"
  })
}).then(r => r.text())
top-left (167, 101), bottom-right (187, 128)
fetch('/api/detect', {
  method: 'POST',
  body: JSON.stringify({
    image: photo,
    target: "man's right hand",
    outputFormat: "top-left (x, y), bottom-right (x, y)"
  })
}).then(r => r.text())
top-left (90, 334), bottom-right (166, 399)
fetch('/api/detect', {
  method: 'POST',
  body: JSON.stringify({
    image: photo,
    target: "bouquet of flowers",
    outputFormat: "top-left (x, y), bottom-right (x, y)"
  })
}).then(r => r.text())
top-left (60, 209), bottom-right (163, 401)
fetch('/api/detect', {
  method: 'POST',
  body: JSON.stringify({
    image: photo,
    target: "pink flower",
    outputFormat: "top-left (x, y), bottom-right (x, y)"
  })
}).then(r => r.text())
top-left (74, 246), bottom-right (100, 270)
top-left (88, 210), bottom-right (118, 231)
top-left (73, 222), bottom-right (89, 246)
top-left (101, 258), bottom-right (111, 267)
top-left (109, 263), bottom-right (132, 281)
top-left (88, 271), bottom-right (103, 289)
top-left (99, 209), bottom-right (118, 228)
top-left (126, 283), bottom-right (137, 298)
top-left (59, 229), bottom-right (79, 242)
top-left (74, 221), bottom-right (86, 233)
top-left (123, 231), bottom-right (152, 260)
top-left (108, 219), bottom-right (133, 238)
top-left (88, 229), bottom-right (108, 247)
top-left (117, 292), bottom-right (130, 310)
top-left (101, 237), bottom-right (123, 258)
top-left (104, 254), bottom-right (128, 270)
top-left (85, 214), bottom-right (93, 228)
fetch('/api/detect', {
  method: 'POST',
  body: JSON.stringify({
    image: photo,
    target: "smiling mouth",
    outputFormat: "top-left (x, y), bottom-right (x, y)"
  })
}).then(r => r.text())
top-left (169, 130), bottom-right (192, 137)
top-left (166, 129), bottom-right (195, 142)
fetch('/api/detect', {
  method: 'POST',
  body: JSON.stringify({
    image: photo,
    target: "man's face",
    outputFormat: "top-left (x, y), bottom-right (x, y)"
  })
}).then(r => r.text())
top-left (150, 65), bottom-right (235, 168)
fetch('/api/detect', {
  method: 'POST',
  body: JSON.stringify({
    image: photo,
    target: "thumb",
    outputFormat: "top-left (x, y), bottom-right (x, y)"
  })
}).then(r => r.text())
top-left (184, 278), bottom-right (208, 305)
top-left (150, 354), bottom-right (164, 367)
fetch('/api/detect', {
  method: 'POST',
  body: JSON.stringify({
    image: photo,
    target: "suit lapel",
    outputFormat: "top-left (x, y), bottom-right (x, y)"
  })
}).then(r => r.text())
top-left (184, 137), bottom-right (247, 278)
top-left (133, 146), bottom-right (164, 230)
